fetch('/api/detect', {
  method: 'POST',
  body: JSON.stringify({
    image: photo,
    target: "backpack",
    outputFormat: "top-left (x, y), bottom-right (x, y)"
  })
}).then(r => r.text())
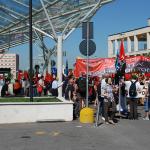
top-left (97, 83), bottom-right (101, 96)
top-left (77, 77), bottom-right (86, 93)
top-left (129, 81), bottom-right (137, 97)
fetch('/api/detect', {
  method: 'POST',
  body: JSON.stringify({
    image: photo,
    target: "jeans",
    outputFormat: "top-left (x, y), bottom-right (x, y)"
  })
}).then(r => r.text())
top-left (120, 95), bottom-right (127, 112)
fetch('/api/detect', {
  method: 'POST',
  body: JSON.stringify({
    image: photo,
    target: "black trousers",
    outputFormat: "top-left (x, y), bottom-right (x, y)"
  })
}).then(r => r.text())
top-left (129, 98), bottom-right (138, 119)
top-left (51, 89), bottom-right (58, 97)
top-left (98, 96), bottom-right (104, 117)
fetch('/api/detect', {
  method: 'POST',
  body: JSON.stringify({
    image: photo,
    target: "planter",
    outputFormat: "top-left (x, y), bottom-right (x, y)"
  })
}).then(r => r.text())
top-left (0, 98), bottom-right (73, 124)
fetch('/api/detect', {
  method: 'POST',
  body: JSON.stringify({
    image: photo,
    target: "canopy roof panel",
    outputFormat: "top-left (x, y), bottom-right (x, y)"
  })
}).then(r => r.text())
top-left (0, 0), bottom-right (113, 50)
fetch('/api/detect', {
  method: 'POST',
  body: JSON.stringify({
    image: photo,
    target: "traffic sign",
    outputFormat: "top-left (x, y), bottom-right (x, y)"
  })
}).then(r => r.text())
top-left (79, 39), bottom-right (96, 56)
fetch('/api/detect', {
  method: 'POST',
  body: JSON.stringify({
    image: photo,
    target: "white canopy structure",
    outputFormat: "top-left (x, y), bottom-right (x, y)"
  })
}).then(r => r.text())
top-left (0, 0), bottom-right (114, 97)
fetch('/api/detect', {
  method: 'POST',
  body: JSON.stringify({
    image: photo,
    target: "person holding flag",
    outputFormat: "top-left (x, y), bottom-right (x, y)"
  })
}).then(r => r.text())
top-left (119, 40), bottom-right (126, 77)
top-left (115, 39), bottom-right (127, 115)
top-left (114, 40), bottom-right (120, 85)
top-left (115, 39), bottom-right (126, 82)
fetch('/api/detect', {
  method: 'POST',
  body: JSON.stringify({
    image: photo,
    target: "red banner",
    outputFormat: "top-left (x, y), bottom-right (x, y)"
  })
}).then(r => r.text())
top-left (73, 56), bottom-right (150, 78)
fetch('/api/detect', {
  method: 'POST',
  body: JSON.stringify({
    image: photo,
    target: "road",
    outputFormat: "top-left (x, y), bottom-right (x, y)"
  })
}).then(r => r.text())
top-left (0, 113), bottom-right (150, 150)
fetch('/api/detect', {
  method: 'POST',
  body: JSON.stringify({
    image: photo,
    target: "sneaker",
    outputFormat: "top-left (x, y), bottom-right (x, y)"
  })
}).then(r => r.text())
top-left (101, 117), bottom-right (105, 121)
top-left (105, 122), bottom-right (109, 125)
top-left (109, 120), bottom-right (115, 125)
top-left (143, 117), bottom-right (149, 120)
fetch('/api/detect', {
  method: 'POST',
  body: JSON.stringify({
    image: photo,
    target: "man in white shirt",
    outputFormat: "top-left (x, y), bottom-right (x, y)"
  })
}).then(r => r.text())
top-left (51, 74), bottom-right (58, 97)
top-left (100, 74), bottom-right (107, 120)
top-left (125, 75), bottom-right (142, 119)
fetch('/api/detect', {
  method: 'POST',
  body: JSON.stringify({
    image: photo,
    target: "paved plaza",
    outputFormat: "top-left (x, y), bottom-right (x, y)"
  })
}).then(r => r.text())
top-left (0, 112), bottom-right (150, 150)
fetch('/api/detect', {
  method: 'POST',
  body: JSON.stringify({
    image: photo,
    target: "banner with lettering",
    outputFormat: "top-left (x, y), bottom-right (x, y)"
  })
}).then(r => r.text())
top-left (73, 56), bottom-right (150, 77)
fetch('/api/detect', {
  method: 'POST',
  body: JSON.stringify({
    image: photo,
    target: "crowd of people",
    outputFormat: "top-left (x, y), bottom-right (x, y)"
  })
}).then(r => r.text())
top-left (62, 72), bottom-right (150, 122)
top-left (0, 72), bottom-right (58, 97)
top-left (0, 70), bottom-right (150, 122)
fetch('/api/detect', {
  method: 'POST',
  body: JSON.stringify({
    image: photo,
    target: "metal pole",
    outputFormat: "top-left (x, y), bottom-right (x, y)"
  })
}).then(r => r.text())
top-left (29, 0), bottom-right (33, 101)
top-left (86, 22), bottom-right (89, 107)
top-left (95, 100), bottom-right (100, 127)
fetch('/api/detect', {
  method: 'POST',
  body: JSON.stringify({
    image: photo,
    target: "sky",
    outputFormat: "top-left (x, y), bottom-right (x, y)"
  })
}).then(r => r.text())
top-left (9, 0), bottom-right (150, 70)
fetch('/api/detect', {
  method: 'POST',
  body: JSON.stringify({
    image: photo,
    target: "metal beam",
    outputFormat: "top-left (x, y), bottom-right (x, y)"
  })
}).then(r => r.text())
top-left (63, 28), bottom-right (76, 40)
top-left (43, 0), bottom-right (52, 5)
top-left (0, 5), bottom-right (26, 18)
top-left (9, 13), bottom-right (19, 19)
top-left (39, 13), bottom-right (79, 31)
top-left (62, 18), bottom-right (73, 35)
top-left (35, 3), bottom-right (96, 25)
top-left (0, 15), bottom-right (15, 24)
top-left (80, 0), bottom-right (113, 22)
top-left (12, 0), bottom-right (38, 12)
top-left (0, 0), bottom-right (60, 33)
top-left (40, 0), bottom-right (57, 40)
top-left (33, 29), bottom-right (49, 54)
top-left (32, 25), bottom-right (54, 40)
top-left (0, 1), bottom-right (95, 34)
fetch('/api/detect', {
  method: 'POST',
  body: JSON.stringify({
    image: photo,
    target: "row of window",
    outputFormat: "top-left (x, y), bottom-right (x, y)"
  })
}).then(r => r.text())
top-left (0, 59), bottom-right (15, 62)
top-left (0, 64), bottom-right (15, 66)
top-left (0, 55), bottom-right (16, 58)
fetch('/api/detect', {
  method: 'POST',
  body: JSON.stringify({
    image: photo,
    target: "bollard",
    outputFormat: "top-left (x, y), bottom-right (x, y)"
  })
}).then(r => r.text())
top-left (80, 107), bottom-right (94, 123)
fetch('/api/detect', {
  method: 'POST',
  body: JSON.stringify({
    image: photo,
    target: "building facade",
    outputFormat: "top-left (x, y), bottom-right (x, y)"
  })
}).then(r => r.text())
top-left (0, 53), bottom-right (19, 79)
top-left (108, 19), bottom-right (150, 57)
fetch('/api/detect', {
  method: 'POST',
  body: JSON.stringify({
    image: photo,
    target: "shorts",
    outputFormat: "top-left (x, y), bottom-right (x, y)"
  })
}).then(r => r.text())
top-left (144, 97), bottom-right (150, 112)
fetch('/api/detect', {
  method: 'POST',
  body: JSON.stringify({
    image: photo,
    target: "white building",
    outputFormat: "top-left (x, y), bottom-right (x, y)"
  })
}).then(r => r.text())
top-left (0, 53), bottom-right (19, 78)
top-left (108, 18), bottom-right (150, 57)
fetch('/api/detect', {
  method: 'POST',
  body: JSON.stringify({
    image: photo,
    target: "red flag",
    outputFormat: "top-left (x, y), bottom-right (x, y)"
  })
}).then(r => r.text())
top-left (17, 70), bottom-right (23, 81)
top-left (119, 40), bottom-right (125, 61)
top-left (24, 71), bottom-right (29, 80)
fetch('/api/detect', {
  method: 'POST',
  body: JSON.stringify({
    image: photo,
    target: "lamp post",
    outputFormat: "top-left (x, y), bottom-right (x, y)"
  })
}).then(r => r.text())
top-left (29, 0), bottom-right (33, 101)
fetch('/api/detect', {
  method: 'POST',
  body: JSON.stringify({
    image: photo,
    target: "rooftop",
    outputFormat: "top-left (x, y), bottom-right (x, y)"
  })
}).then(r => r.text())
top-left (0, 0), bottom-right (113, 50)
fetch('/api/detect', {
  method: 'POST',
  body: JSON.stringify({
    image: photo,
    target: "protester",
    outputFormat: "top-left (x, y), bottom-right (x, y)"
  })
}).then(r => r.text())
top-left (65, 77), bottom-right (74, 101)
top-left (76, 73), bottom-right (86, 108)
top-left (143, 78), bottom-right (150, 120)
top-left (51, 74), bottom-right (59, 97)
top-left (102, 78), bottom-right (116, 125)
top-left (37, 74), bottom-right (44, 97)
top-left (13, 79), bottom-right (21, 96)
top-left (120, 77), bottom-right (128, 114)
top-left (1, 79), bottom-right (9, 97)
top-left (72, 92), bottom-right (80, 119)
top-left (100, 74), bottom-right (107, 120)
top-left (94, 77), bottom-right (101, 106)
top-left (125, 75), bottom-right (142, 120)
